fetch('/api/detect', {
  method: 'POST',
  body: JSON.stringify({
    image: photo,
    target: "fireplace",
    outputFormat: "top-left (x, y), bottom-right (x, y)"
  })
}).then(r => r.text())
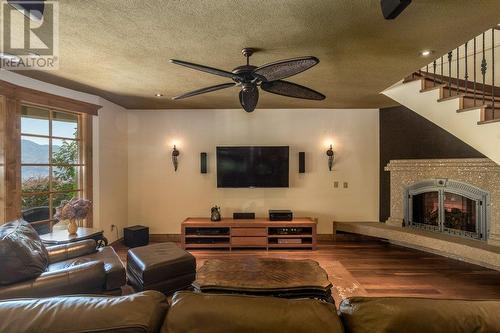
top-left (404, 179), bottom-right (490, 240)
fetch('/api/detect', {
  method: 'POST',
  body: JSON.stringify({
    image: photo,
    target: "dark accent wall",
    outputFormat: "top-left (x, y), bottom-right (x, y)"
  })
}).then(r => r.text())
top-left (379, 106), bottom-right (484, 222)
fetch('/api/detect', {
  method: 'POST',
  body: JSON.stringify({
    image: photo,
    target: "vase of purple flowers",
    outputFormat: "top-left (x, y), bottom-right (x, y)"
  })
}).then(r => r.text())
top-left (54, 198), bottom-right (91, 235)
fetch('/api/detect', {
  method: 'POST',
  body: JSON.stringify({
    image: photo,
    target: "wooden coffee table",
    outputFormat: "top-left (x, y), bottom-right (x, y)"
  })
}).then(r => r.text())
top-left (193, 258), bottom-right (334, 303)
top-left (40, 227), bottom-right (107, 248)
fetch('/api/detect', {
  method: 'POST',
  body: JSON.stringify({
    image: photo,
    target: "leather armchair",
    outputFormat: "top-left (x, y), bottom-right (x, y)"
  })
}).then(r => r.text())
top-left (0, 220), bottom-right (126, 299)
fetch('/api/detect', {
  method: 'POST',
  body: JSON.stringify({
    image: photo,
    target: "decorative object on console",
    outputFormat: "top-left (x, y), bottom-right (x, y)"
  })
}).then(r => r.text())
top-left (233, 212), bottom-right (255, 219)
top-left (124, 225), bottom-right (150, 248)
top-left (170, 48), bottom-right (325, 113)
top-left (299, 152), bottom-right (306, 173)
top-left (269, 210), bottom-right (293, 221)
top-left (210, 206), bottom-right (222, 221)
top-left (200, 152), bottom-right (207, 174)
top-left (172, 145), bottom-right (180, 171)
top-left (326, 145), bottom-right (334, 171)
top-left (54, 198), bottom-right (91, 235)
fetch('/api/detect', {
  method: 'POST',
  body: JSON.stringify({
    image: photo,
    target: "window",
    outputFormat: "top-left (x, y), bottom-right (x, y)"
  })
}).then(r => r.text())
top-left (20, 105), bottom-right (86, 230)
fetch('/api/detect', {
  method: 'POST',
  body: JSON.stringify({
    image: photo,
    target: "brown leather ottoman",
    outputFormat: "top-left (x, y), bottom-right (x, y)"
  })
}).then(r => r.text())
top-left (127, 243), bottom-right (196, 295)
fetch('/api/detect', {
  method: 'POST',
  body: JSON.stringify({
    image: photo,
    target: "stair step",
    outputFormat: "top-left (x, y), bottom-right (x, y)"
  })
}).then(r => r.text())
top-left (438, 94), bottom-right (464, 103)
top-left (420, 83), bottom-right (446, 93)
top-left (456, 105), bottom-right (489, 113)
top-left (477, 118), bottom-right (500, 125)
top-left (413, 71), bottom-right (500, 99)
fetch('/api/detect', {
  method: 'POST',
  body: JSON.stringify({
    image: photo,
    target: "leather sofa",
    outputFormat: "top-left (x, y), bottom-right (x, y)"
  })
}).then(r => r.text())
top-left (0, 291), bottom-right (498, 333)
top-left (0, 219), bottom-right (125, 299)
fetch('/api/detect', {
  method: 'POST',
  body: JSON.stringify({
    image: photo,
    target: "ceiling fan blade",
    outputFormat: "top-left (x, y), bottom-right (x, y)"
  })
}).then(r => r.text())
top-left (170, 59), bottom-right (239, 80)
top-left (239, 87), bottom-right (259, 112)
top-left (261, 80), bottom-right (325, 100)
top-left (252, 56), bottom-right (319, 82)
top-left (172, 82), bottom-right (236, 100)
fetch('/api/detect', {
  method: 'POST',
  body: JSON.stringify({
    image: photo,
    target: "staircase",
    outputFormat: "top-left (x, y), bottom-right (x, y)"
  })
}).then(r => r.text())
top-left (382, 27), bottom-right (500, 165)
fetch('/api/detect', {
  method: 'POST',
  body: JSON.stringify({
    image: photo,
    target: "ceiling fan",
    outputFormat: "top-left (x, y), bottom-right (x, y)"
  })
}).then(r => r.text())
top-left (169, 48), bottom-right (326, 112)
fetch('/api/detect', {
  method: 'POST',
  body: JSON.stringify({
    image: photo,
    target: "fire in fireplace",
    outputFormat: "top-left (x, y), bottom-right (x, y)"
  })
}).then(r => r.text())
top-left (404, 179), bottom-right (490, 240)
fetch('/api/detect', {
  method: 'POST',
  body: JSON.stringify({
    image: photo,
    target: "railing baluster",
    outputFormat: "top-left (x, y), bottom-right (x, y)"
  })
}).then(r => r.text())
top-left (441, 55), bottom-right (443, 80)
top-left (448, 51), bottom-right (453, 97)
top-left (456, 47), bottom-right (460, 95)
top-left (492, 28), bottom-right (495, 119)
top-left (481, 32), bottom-right (487, 105)
top-left (464, 41), bottom-right (468, 95)
top-left (474, 36), bottom-right (477, 106)
top-left (433, 60), bottom-right (437, 87)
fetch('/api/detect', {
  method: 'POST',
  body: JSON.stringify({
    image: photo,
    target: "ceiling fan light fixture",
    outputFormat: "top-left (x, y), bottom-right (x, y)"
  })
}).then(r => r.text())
top-left (169, 48), bottom-right (325, 113)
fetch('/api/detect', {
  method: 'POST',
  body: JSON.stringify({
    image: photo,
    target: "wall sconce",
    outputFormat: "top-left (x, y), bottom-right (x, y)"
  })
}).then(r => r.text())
top-left (172, 145), bottom-right (180, 171)
top-left (326, 144), bottom-right (334, 171)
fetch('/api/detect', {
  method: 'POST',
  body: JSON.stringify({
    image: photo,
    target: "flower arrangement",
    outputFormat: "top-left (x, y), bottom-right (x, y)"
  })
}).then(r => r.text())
top-left (55, 198), bottom-right (91, 235)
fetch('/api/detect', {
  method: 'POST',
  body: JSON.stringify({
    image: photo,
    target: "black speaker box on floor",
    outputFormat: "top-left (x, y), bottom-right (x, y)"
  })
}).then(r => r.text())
top-left (381, 0), bottom-right (411, 20)
top-left (124, 225), bottom-right (149, 248)
top-left (200, 152), bottom-right (207, 173)
top-left (299, 152), bottom-right (305, 173)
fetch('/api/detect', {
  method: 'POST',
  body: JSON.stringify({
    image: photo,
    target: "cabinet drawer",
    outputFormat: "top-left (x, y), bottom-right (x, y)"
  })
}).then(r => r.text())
top-left (231, 227), bottom-right (267, 237)
top-left (231, 236), bottom-right (267, 246)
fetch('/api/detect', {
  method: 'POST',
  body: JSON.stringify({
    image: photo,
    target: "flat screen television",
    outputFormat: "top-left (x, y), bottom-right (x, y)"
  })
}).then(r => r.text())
top-left (217, 146), bottom-right (289, 188)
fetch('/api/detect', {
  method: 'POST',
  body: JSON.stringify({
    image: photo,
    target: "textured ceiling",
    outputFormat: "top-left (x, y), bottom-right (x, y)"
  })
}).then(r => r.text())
top-left (12, 0), bottom-right (500, 109)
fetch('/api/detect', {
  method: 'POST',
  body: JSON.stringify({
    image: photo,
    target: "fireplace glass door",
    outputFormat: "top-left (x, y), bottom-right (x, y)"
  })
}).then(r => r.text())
top-left (406, 188), bottom-right (486, 239)
top-left (443, 192), bottom-right (477, 234)
top-left (412, 192), bottom-right (440, 231)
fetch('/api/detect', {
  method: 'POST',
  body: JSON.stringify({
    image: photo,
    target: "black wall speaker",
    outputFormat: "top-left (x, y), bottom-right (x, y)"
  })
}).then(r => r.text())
top-left (380, 0), bottom-right (411, 20)
top-left (299, 152), bottom-right (305, 173)
top-left (200, 152), bottom-right (207, 174)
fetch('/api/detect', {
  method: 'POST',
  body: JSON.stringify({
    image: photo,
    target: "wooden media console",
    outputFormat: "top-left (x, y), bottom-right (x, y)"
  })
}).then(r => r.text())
top-left (181, 217), bottom-right (317, 250)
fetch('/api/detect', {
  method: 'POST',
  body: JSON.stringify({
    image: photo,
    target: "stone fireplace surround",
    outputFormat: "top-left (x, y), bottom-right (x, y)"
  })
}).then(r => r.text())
top-left (385, 159), bottom-right (500, 247)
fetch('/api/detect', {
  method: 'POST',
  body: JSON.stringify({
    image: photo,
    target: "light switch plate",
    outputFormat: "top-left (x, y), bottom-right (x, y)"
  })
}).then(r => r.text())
top-left (343, 182), bottom-right (348, 189)
top-left (334, 181), bottom-right (339, 188)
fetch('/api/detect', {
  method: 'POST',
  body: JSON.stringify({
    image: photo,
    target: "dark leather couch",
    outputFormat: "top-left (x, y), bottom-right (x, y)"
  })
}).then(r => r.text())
top-left (0, 291), bottom-right (499, 333)
top-left (0, 219), bottom-right (125, 299)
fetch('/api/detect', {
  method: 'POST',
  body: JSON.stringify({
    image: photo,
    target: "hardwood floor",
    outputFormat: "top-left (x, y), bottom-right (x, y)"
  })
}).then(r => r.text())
top-left (113, 238), bottom-right (500, 306)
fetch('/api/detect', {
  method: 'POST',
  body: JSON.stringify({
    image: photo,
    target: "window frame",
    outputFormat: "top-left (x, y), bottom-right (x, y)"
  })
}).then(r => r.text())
top-left (20, 105), bottom-right (85, 229)
top-left (0, 80), bottom-right (99, 227)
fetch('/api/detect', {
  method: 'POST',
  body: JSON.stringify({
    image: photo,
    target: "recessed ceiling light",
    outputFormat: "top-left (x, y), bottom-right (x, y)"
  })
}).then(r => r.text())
top-left (155, 93), bottom-right (164, 97)
top-left (420, 50), bottom-right (433, 57)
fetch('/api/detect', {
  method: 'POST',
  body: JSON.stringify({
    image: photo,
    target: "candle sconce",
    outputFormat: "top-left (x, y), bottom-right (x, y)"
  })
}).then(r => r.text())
top-left (172, 145), bottom-right (180, 171)
top-left (326, 145), bottom-right (334, 171)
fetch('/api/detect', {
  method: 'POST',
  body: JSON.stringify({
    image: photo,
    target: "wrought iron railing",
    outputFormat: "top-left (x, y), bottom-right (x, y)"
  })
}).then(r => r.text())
top-left (419, 27), bottom-right (499, 121)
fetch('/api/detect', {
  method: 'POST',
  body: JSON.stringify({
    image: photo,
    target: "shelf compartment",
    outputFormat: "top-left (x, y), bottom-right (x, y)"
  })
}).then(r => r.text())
top-left (185, 237), bottom-right (230, 245)
top-left (185, 227), bottom-right (230, 236)
top-left (268, 227), bottom-right (312, 236)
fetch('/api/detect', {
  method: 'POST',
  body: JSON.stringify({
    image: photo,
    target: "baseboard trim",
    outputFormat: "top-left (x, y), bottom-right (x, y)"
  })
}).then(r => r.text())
top-left (150, 234), bottom-right (181, 242)
top-left (317, 234), bottom-right (334, 241)
top-left (109, 237), bottom-right (124, 246)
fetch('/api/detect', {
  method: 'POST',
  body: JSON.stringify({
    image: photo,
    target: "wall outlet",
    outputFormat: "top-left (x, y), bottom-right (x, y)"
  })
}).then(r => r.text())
top-left (111, 224), bottom-right (116, 231)
top-left (334, 181), bottom-right (339, 188)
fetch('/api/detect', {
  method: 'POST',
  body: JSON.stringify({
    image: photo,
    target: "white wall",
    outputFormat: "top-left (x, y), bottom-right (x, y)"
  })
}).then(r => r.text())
top-left (127, 108), bottom-right (380, 234)
top-left (0, 71), bottom-right (128, 242)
